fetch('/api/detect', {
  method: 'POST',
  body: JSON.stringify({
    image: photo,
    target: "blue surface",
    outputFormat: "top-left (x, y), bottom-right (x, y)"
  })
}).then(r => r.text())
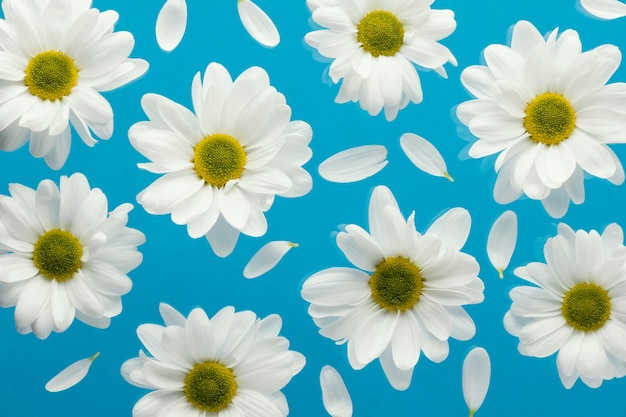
top-left (1, 0), bottom-right (626, 416)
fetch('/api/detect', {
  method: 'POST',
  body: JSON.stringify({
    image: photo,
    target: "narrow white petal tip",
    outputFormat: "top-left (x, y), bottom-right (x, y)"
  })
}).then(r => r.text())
top-left (320, 365), bottom-right (353, 417)
top-left (238, 0), bottom-right (280, 47)
top-left (400, 133), bottom-right (451, 180)
top-left (462, 347), bottom-right (491, 414)
top-left (243, 240), bottom-right (297, 279)
top-left (487, 210), bottom-right (518, 278)
top-left (318, 145), bottom-right (388, 183)
top-left (156, 0), bottom-right (188, 52)
top-left (45, 352), bottom-right (100, 393)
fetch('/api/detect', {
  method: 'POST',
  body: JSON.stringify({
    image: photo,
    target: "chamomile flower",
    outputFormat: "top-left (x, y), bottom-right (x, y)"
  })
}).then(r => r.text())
top-left (130, 62), bottom-right (312, 257)
top-left (155, 0), bottom-right (279, 51)
top-left (301, 186), bottom-right (484, 390)
top-left (457, 20), bottom-right (626, 218)
top-left (579, 0), bottom-right (626, 19)
top-left (121, 303), bottom-right (305, 417)
top-left (305, 0), bottom-right (457, 121)
top-left (0, 173), bottom-right (145, 339)
top-left (504, 223), bottom-right (626, 388)
top-left (0, 0), bottom-right (148, 169)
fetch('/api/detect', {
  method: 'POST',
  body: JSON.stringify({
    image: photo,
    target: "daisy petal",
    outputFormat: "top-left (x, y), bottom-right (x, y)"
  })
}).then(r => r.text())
top-left (462, 347), bottom-right (491, 415)
top-left (487, 211), bottom-right (518, 278)
top-left (45, 352), bottom-right (100, 392)
top-left (400, 133), bottom-right (453, 181)
top-left (320, 365), bottom-right (353, 417)
top-left (237, 0), bottom-right (280, 48)
top-left (243, 240), bottom-right (297, 279)
top-left (580, 0), bottom-right (626, 19)
top-left (156, 0), bottom-right (187, 52)
top-left (318, 145), bottom-right (388, 183)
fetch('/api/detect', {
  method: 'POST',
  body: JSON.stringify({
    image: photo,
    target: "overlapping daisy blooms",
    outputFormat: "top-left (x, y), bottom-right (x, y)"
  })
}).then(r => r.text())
top-left (305, 0), bottom-right (457, 121)
top-left (130, 62), bottom-right (312, 257)
top-left (0, 173), bottom-right (145, 339)
top-left (457, 20), bottom-right (626, 218)
top-left (579, 0), bottom-right (626, 19)
top-left (0, 0), bottom-right (148, 169)
top-left (121, 303), bottom-right (305, 417)
top-left (301, 185), bottom-right (484, 390)
top-left (155, 0), bottom-right (280, 51)
top-left (505, 223), bottom-right (626, 388)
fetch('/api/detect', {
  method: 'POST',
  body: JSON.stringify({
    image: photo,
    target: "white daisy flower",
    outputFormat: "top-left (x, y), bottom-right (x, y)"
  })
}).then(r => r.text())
top-left (121, 303), bottom-right (305, 417)
top-left (305, 0), bottom-right (457, 121)
top-left (0, 0), bottom-right (148, 169)
top-left (504, 223), bottom-right (626, 388)
top-left (130, 62), bottom-right (313, 258)
top-left (579, 0), bottom-right (626, 19)
top-left (156, 0), bottom-right (279, 51)
top-left (0, 173), bottom-right (145, 339)
top-left (457, 20), bottom-right (626, 218)
top-left (301, 185), bottom-right (484, 390)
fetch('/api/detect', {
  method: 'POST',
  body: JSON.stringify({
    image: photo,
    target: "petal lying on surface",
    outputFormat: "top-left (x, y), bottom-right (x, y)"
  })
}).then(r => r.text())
top-left (462, 347), bottom-right (491, 415)
top-left (318, 145), bottom-right (388, 183)
top-left (400, 133), bottom-right (453, 181)
top-left (320, 365), bottom-right (352, 417)
top-left (580, 0), bottom-right (626, 19)
top-left (243, 240), bottom-right (297, 279)
top-left (45, 352), bottom-right (100, 392)
top-left (156, 0), bottom-right (187, 52)
top-left (487, 210), bottom-right (518, 278)
top-left (237, 0), bottom-right (280, 48)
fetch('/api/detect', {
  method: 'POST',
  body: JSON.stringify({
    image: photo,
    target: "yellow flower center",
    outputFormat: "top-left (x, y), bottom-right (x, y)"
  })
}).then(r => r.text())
top-left (369, 256), bottom-right (423, 311)
top-left (357, 10), bottom-right (405, 57)
top-left (193, 134), bottom-right (247, 188)
top-left (24, 51), bottom-right (79, 101)
top-left (32, 229), bottom-right (83, 281)
top-left (523, 93), bottom-right (576, 146)
top-left (561, 282), bottom-right (611, 332)
top-left (184, 361), bottom-right (237, 412)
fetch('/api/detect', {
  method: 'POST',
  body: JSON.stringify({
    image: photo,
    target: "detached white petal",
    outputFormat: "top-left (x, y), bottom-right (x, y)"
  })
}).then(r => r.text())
top-left (318, 145), bottom-right (388, 183)
top-left (244, 240), bottom-right (298, 279)
top-left (487, 211), bottom-right (518, 278)
top-left (462, 347), bottom-right (491, 417)
top-left (400, 133), bottom-right (453, 181)
top-left (156, 0), bottom-right (187, 52)
top-left (320, 365), bottom-right (353, 417)
top-left (45, 352), bottom-right (100, 392)
top-left (237, 0), bottom-right (280, 48)
top-left (580, 0), bottom-right (626, 19)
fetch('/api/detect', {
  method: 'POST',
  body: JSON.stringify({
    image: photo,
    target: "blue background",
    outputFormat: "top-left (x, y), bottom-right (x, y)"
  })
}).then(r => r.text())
top-left (1, 0), bottom-right (626, 416)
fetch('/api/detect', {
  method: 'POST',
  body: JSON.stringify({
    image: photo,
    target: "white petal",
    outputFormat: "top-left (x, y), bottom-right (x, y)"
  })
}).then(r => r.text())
top-left (237, 0), bottom-right (280, 47)
top-left (45, 352), bottom-right (99, 392)
top-left (580, 0), bottom-right (626, 19)
top-left (487, 211), bottom-right (518, 278)
top-left (156, 0), bottom-right (187, 52)
top-left (320, 365), bottom-right (353, 417)
top-left (462, 347), bottom-right (491, 414)
top-left (400, 133), bottom-right (453, 181)
top-left (243, 240), bottom-right (297, 279)
top-left (318, 145), bottom-right (388, 183)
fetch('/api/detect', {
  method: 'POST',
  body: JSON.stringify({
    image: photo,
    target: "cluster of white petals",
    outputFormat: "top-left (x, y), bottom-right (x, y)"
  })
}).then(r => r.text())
top-left (301, 185), bottom-right (483, 390)
top-left (458, 20), bottom-right (626, 217)
top-left (0, 0), bottom-right (148, 169)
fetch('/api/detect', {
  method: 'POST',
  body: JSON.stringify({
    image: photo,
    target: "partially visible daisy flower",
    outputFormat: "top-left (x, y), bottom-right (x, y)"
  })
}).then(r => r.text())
top-left (130, 62), bottom-right (313, 257)
top-left (121, 303), bottom-right (305, 417)
top-left (305, 0), bottom-right (457, 121)
top-left (504, 223), bottom-right (626, 388)
top-left (156, 0), bottom-right (279, 51)
top-left (0, 173), bottom-right (145, 339)
top-left (579, 0), bottom-right (626, 19)
top-left (301, 185), bottom-right (484, 390)
top-left (0, 0), bottom-right (148, 169)
top-left (457, 20), bottom-right (626, 218)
